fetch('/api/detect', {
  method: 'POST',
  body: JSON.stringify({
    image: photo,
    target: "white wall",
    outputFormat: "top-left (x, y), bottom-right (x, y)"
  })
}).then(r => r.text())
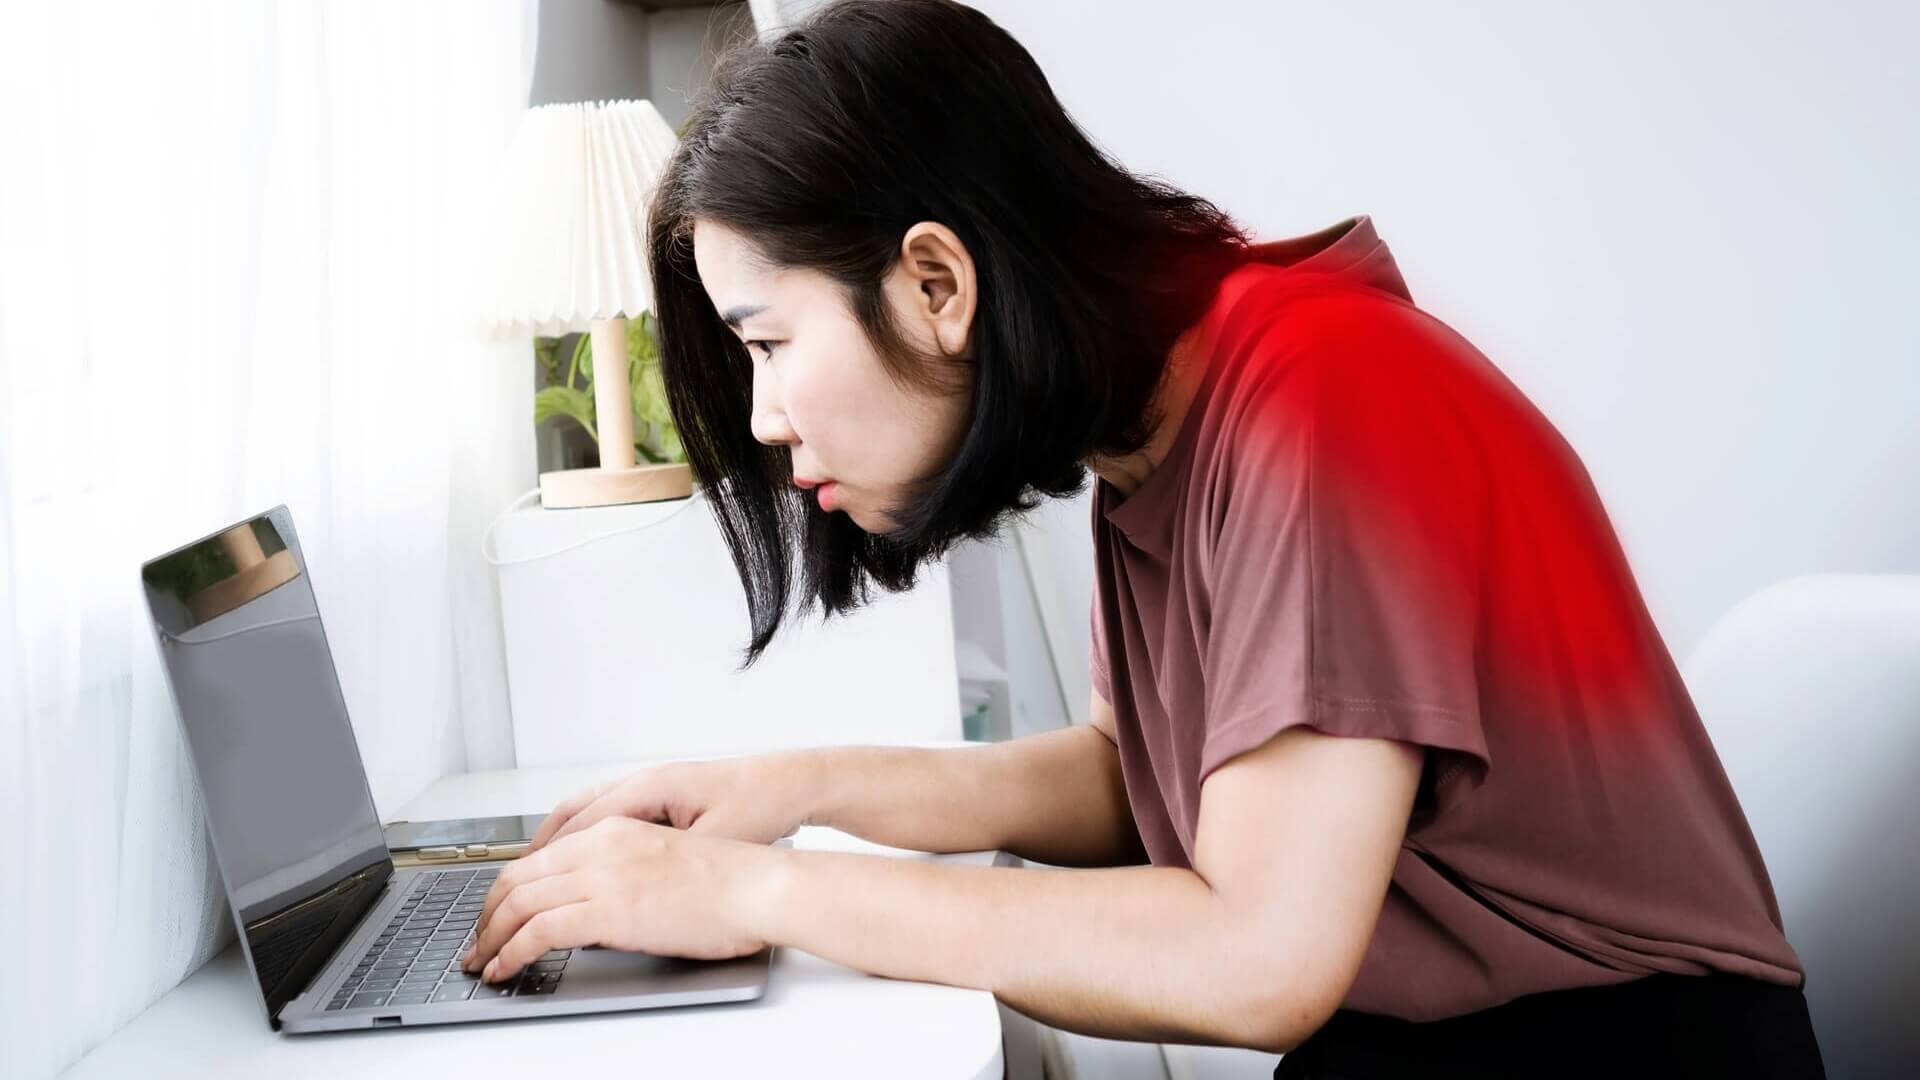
top-left (961, 0), bottom-right (1919, 663)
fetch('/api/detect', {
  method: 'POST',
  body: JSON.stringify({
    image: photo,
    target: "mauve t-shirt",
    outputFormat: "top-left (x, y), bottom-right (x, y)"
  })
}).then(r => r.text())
top-left (1089, 215), bottom-right (1805, 1021)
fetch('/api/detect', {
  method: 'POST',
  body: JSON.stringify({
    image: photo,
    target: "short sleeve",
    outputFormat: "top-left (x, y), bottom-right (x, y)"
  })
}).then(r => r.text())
top-left (1089, 498), bottom-right (1114, 705)
top-left (1197, 299), bottom-right (1492, 788)
top-left (1090, 597), bottom-right (1113, 704)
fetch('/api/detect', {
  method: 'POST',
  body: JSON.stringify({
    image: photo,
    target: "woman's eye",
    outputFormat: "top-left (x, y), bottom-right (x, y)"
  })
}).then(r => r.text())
top-left (747, 339), bottom-right (779, 360)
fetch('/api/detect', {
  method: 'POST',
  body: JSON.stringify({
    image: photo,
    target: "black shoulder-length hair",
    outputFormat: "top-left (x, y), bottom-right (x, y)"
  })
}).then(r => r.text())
top-left (648, 0), bottom-right (1250, 668)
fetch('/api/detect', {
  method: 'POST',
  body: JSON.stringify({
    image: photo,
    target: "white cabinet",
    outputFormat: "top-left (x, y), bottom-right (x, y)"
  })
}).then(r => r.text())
top-left (491, 492), bottom-right (960, 766)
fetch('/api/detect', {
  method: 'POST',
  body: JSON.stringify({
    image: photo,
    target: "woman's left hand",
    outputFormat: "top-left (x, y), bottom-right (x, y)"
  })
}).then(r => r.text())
top-left (462, 816), bottom-right (775, 984)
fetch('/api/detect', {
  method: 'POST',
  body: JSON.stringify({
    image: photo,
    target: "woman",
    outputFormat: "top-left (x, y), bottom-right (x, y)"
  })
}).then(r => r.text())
top-left (462, 2), bottom-right (1826, 1075)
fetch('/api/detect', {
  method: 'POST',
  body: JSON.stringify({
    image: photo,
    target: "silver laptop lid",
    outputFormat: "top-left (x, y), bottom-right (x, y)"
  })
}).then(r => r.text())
top-left (140, 506), bottom-right (392, 1026)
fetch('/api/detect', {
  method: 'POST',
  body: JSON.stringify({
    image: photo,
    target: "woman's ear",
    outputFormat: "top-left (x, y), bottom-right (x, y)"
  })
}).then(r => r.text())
top-left (896, 221), bottom-right (977, 359)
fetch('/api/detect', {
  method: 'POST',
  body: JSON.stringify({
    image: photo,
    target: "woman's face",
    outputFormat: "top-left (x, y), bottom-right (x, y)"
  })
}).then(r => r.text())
top-left (692, 220), bottom-right (977, 534)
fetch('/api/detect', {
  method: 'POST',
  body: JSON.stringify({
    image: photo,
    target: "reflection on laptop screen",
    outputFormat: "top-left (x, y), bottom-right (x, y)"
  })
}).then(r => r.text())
top-left (141, 508), bottom-right (391, 1020)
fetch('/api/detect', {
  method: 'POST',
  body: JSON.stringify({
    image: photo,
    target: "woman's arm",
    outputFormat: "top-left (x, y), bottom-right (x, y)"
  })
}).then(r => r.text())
top-left (464, 719), bottom-right (1420, 1053)
top-left (800, 691), bottom-right (1144, 867)
top-left (744, 726), bottom-right (1423, 1052)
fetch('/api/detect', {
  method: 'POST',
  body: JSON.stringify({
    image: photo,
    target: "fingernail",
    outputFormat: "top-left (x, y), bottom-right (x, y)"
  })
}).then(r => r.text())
top-left (483, 959), bottom-right (498, 981)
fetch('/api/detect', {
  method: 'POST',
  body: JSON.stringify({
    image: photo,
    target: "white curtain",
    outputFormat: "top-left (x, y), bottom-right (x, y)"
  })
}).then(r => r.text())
top-left (0, 3), bottom-right (537, 1075)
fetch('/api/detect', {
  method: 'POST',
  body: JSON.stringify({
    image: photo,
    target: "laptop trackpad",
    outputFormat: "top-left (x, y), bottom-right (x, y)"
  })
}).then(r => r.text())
top-left (553, 947), bottom-right (772, 1001)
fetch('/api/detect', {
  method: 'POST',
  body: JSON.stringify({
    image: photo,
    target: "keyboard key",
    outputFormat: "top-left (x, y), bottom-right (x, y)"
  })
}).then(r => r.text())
top-left (348, 992), bottom-right (391, 1009)
top-left (400, 974), bottom-right (442, 988)
top-left (539, 950), bottom-right (572, 961)
top-left (431, 982), bottom-right (475, 1002)
top-left (527, 979), bottom-right (558, 995)
top-left (389, 991), bottom-right (434, 1005)
top-left (531, 960), bottom-right (566, 973)
top-left (360, 977), bottom-right (402, 991)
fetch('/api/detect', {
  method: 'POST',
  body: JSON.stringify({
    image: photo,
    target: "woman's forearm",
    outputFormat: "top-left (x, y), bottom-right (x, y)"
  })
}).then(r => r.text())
top-left (736, 846), bottom-right (1309, 1054)
top-left (798, 726), bottom-right (1146, 867)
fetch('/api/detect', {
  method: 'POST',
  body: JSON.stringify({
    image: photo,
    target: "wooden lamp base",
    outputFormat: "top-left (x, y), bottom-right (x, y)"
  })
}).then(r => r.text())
top-left (537, 317), bottom-right (693, 509)
top-left (539, 461), bottom-right (693, 509)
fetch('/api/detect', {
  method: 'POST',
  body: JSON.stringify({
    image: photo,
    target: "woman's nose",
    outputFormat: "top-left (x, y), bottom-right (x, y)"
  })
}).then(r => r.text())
top-left (749, 370), bottom-right (797, 446)
top-left (750, 409), bottom-right (797, 446)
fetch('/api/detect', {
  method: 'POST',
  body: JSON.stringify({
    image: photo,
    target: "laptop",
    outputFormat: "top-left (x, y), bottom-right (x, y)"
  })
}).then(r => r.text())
top-left (140, 505), bottom-right (772, 1033)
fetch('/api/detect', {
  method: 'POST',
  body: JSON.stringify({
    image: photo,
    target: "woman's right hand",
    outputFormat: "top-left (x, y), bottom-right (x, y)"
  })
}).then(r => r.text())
top-left (529, 753), bottom-right (816, 851)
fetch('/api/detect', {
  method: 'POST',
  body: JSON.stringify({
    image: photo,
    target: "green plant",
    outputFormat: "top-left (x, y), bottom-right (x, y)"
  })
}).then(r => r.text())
top-left (533, 311), bottom-right (685, 465)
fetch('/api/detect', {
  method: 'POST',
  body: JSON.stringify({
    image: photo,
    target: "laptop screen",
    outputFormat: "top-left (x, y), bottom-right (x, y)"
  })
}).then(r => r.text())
top-left (141, 507), bottom-right (392, 1023)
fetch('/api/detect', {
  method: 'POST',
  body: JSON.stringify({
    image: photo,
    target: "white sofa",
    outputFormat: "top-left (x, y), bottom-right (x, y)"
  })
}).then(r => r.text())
top-left (1682, 573), bottom-right (1920, 1079)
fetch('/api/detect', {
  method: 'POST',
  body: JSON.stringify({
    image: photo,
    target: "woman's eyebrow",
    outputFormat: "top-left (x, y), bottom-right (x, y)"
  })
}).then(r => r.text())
top-left (721, 304), bottom-right (769, 331)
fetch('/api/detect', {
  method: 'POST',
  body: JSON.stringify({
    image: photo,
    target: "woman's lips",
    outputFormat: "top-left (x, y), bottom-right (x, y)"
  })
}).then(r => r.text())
top-left (791, 475), bottom-right (840, 511)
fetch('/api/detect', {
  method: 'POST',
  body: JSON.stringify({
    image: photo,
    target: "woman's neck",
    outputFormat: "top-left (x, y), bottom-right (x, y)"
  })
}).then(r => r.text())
top-left (1086, 319), bottom-right (1212, 500)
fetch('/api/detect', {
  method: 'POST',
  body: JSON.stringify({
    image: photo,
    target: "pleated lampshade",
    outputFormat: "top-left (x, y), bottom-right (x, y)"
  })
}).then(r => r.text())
top-left (477, 99), bottom-right (692, 509)
top-left (479, 99), bottom-right (679, 338)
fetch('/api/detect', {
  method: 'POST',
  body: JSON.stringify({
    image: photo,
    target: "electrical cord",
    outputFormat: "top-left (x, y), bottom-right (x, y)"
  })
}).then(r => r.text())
top-left (479, 485), bottom-right (712, 567)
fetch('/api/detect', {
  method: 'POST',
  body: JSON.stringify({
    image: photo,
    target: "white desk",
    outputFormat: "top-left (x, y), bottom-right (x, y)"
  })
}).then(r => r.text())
top-left (66, 758), bottom-right (1006, 1080)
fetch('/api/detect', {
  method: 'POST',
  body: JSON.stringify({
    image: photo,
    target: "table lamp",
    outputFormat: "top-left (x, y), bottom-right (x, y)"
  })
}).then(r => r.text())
top-left (479, 99), bottom-right (691, 509)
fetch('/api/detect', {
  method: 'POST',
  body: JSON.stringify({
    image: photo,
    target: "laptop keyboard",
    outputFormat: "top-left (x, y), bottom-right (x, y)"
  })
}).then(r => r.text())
top-left (325, 867), bottom-right (571, 1011)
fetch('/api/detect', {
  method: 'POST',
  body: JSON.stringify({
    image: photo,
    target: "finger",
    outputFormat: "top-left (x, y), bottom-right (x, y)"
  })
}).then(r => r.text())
top-left (530, 783), bottom-right (606, 851)
top-left (549, 785), bottom-right (655, 846)
top-left (484, 901), bottom-right (597, 985)
top-left (470, 838), bottom-right (574, 947)
top-left (682, 807), bottom-right (728, 835)
top-left (465, 870), bottom-right (593, 974)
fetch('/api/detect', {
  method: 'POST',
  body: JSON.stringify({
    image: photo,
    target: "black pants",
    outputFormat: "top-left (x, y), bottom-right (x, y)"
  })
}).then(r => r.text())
top-left (1273, 972), bottom-right (1825, 1079)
